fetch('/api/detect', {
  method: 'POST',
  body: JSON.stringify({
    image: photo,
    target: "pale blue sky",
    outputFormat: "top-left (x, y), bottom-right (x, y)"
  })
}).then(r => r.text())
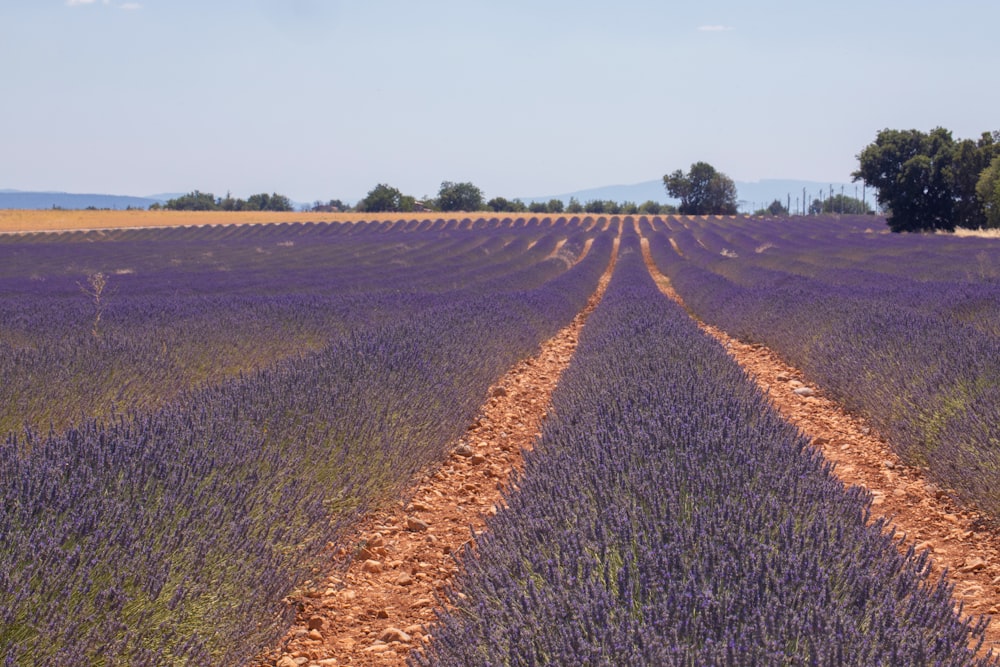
top-left (2, 1), bottom-right (998, 203)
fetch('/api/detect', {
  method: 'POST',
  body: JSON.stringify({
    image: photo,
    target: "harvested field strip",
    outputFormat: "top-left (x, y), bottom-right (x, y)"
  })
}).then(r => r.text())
top-left (639, 232), bottom-right (1000, 656)
top-left (257, 236), bottom-right (620, 666)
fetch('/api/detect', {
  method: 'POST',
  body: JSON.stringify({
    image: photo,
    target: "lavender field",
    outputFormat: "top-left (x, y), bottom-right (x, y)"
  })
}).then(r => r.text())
top-left (648, 215), bottom-right (1000, 518)
top-left (2, 216), bottom-right (999, 665)
top-left (0, 218), bottom-right (608, 664)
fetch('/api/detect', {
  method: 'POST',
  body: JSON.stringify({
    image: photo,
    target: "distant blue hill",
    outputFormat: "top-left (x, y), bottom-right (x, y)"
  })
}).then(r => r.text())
top-left (525, 178), bottom-right (871, 214)
top-left (0, 190), bottom-right (167, 210)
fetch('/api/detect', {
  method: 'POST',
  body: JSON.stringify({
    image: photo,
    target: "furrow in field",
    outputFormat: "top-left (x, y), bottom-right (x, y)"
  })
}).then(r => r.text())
top-left (639, 232), bottom-right (1000, 656)
top-left (256, 237), bottom-right (619, 667)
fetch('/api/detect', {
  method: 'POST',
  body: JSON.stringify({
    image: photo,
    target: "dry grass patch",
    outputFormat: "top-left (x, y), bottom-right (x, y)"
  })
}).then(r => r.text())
top-left (949, 227), bottom-right (1000, 238)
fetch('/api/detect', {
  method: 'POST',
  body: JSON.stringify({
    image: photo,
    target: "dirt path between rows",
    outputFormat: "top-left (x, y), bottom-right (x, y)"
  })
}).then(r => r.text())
top-left (255, 239), bottom-right (618, 667)
top-left (639, 235), bottom-right (1000, 657)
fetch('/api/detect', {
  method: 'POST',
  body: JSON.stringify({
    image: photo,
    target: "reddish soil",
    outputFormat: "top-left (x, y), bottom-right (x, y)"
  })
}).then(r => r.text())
top-left (639, 236), bottom-right (1000, 657)
top-left (255, 242), bottom-right (617, 667)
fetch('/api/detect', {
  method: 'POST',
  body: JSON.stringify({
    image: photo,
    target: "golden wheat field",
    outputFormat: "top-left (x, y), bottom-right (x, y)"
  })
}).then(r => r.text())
top-left (0, 209), bottom-right (469, 234)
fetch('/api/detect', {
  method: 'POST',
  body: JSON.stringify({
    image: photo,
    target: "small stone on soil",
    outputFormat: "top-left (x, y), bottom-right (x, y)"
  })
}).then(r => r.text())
top-left (406, 517), bottom-right (430, 532)
top-left (379, 627), bottom-right (412, 643)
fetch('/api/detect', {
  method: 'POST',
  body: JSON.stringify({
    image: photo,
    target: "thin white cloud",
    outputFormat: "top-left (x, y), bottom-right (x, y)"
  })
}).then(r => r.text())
top-left (698, 25), bottom-right (735, 32)
top-left (66, 0), bottom-right (141, 9)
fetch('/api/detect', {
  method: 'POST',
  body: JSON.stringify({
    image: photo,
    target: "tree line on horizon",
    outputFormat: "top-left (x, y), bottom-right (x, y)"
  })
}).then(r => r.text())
top-left (152, 190), bottom-right (295, 212)
top-left (137, 181), bottom-right (871, 220)
top-left (346, 181), bottom-right (679, 216)
top-left (154, 126), bottom-right (1000, 232)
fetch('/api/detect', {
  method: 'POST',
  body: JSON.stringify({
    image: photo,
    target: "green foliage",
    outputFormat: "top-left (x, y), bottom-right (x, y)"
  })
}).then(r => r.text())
top-left (977, 155), bottom-right (1000, 228)
top-left (485, 196), bottom-right (531, 213)
top-left (637, 201), bottom-right (676, 215)
top-left (584, 199), bottom-right (624, 214)
top-left (663, 162), bottom-right (739, 215)
top-left (165, 190), bottom-right (294, 212)
top-left (487, 197), bottom-right (512, 212)
top-left (767, 199), bottom-right (789, 216)
top-left (853, 128), bottom-right (1000, 232)
top-left (245, 193), bottom-right (294, 212)
top-left (820, 194), bottom-right (870, 215)
top-left (804, 195), bottom-right (870, 216)
top-left (566, 197), bottom-right (583, 214)
top-left (755, 199), bottom-right (790, 216)
top-left (310, 199), bottom-right (349, 212)
top-left (357, 183), bottom-right (408, 212)
top-left (526, 199), bottom-right (567, 213)
top-left (437, 181), bottom-right (484, 212)
top-left (165, 190), bottom-right (219, 211)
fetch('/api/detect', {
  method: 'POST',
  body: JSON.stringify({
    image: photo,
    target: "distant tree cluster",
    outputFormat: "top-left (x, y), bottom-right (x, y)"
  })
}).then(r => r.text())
top-left (157, 190), bottom-right (293, 212)
top-left (753, 200), bottom-right (790, 216)
top-left (309, 199), bottom-right (348, 213)
top-left (663, 162), bottom-right (739, 215)
top-left (568, 199), bottom-right (676, 215)
top-left (351, 181), bottom-right (674, 215)
top-left (804, 194), bottom-right (872, 216)
top-left (854, 127), bottom-right (1000, 232)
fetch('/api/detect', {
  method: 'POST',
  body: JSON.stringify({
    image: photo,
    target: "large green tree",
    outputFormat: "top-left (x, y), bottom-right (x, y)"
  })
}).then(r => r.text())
top-left (436, 181), bottom-right (484, 212)
top-left (356, 183), bottom-right (409, 212)
top-left (663, 162), bottom-right (738, 215)
top-left (853, 128), bottom-right (1000, 232)
top-left (977, 154), bottom-right (1000, 228)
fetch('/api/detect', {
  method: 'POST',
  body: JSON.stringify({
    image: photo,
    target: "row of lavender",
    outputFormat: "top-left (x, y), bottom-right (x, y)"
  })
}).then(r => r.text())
top-left (418, 229), bottom-right (991, 665)
top-left (664, 215), bottom-right (1000, 335)
top-left (0, 224), bottom-right (612, 664)
top-left (647, 215), bottom-right (1000, 517)
top-left (0, 222), bottom-right (589, 434)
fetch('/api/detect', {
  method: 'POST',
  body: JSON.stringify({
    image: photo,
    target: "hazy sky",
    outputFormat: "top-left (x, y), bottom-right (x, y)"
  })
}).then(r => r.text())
top-left (2, 1), bottom-right (998, 203)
